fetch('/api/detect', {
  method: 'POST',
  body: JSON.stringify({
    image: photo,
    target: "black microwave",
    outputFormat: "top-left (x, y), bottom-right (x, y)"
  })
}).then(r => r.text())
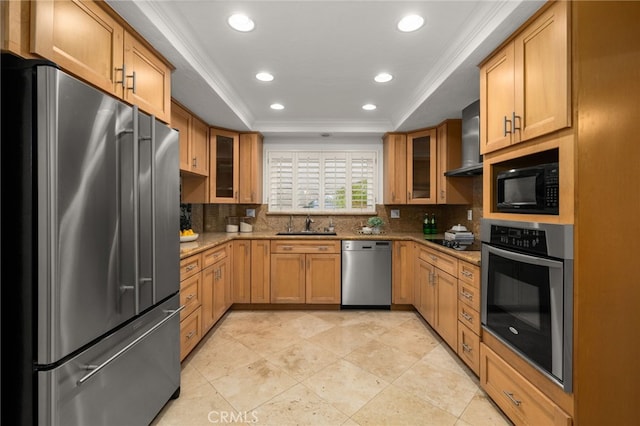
top-left (496, 162), bottom-right (559, 214)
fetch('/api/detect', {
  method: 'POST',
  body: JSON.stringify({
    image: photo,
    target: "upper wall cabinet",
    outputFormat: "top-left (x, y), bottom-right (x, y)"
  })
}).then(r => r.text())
top-left (30, 0), bottom-right (172, 123)
top-left (238, 133), bottom-right (264, 204)
top-left (382, 133), bottom-right (407, 204)
top-left (407, 128), bottom-right (437, 204)
top-left (437, 120), bottom-right (472, 204)
top-left (383, 121), bottom-right (471, 205)
top-left (173, 101), bottom-right (209, 177)
top-left (480, 0), bottom-right (569, 154)
top-left (209, 128), bottom-right (240, 204)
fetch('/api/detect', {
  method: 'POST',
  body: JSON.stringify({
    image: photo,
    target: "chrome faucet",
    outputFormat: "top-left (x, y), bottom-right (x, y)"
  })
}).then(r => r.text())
top-left (287, 215), bottom-right (294, 233)
top-left (304, 214), bottom-right (314, 232)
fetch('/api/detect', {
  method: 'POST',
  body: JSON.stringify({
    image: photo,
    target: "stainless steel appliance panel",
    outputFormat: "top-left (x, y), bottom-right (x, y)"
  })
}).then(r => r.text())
top-left (36, 68), bottom-right (136, 364)
top-left (37, 295), bottom-right (181, 426)
top-left (152, 118), bottom-right (180, 303)
top-left (341, 240), bottom-right (392, 306)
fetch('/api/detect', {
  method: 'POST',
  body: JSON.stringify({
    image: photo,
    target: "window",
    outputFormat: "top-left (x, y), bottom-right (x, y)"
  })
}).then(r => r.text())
top-left (267, 151), bottom-right (377, 213)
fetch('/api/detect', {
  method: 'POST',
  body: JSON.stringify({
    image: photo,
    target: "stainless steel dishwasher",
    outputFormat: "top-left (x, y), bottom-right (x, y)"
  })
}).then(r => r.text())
top-left (341, 240), bottom-right (392, 308)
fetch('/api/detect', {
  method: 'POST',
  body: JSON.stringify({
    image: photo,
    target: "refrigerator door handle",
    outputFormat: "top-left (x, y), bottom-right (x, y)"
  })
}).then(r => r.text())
top-left (76, 305), bottom-right (184, 386)
top-left (138, 115), bottom-right (157, 304)
top-left (132, 105), bottom-right (141, 315)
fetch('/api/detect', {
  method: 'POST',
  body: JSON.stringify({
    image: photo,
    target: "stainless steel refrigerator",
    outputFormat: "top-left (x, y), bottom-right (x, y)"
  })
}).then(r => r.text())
top-left (1, 54), bottom-right (181, 425)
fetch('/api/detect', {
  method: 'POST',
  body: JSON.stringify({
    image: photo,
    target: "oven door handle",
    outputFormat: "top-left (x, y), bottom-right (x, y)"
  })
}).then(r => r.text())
top-left (485, 244), bottom-right (563, 269)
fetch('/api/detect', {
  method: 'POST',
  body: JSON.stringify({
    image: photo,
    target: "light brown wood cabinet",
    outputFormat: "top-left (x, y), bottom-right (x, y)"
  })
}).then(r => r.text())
top-left (201, 244), bottom-right (231, 332)
top-left (382, 133), bottom-right (407, 204)
top-left (209, 128), bottom-right (240, 203)
top-left (383, 121), bottom-right (471, 205)
top-left (457, 261), bottom-right (481, 375)
top-left (436, 120), bottom-right (472, 204)
top-left (179, 253), bottom-right (203, 361)
top-left (414, 245), bottom-right (458, 349)
top-left (232, 240), bottom-right (251, 303)
top-left (29, 0), bottom-right (172, 123)
top-left (270, 240), bottom-right (341, 304)
top-left (173, 101), bottom-right (209, 177)
top-left (481, 344), bottom-right (572, 426)
top-left (479, 2), bottom-right (640, 423)
top-left (392, 241), bottom-right (414, 304)
top-left (238, 133), bottom-right (264, 204)
top-left (479, 0), bottom-right (569, 154)
top-left (251, 240), bottom-right (271, 303)
top-left (406, 128), bottom-right (437, 204)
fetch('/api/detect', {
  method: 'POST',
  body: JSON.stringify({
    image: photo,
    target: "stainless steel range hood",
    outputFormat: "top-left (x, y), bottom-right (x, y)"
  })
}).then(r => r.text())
top-left (445, 100), bottom-right (482, 176)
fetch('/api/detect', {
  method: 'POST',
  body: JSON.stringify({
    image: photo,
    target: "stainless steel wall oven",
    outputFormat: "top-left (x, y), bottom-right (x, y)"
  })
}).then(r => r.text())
top-left (481, 219), bottom-right (573, 392)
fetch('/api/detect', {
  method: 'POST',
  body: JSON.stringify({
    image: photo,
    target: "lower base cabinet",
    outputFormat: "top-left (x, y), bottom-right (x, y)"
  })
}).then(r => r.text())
top-left (456, 261), bottom-right (482, 375)
top-left (270, 240), bottom-right (341, 304)
top-left (480, 344), bottom-right (572, 426)
top-left (414, 245), bottom-right (458, 349)
top-left (179, 306), bottom-right (202, 361)
top-left (201, 243), bottom-right (231, 333)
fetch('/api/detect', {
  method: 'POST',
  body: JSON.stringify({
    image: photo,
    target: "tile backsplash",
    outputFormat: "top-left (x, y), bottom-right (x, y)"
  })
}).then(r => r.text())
top-left (188, 176), bottom-right (482, 237)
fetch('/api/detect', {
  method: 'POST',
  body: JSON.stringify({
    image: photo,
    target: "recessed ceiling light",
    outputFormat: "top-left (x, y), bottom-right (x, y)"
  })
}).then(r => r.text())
top-left (362, 104), bottom-right (377, 111)
top-left (270, 103), bottom-right (284, 110)
top-left (228, 14), bottom-right (255, 32)
top-left (374, 73), bottom-right (393, 83)
top-left (256, 72), bottom-right (274, 82)
top-left (397, 14), bottom-right (424, 32)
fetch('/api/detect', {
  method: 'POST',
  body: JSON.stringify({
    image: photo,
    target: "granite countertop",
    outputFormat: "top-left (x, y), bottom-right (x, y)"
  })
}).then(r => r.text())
top-left (180, 231), bottom-right (481, 265)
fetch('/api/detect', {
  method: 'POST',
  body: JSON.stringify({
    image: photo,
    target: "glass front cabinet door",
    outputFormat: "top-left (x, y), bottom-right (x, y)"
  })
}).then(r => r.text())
top-left (406, 128), bottom-right (437, 204)
top-left (209, 128), bottom-right (239, 203)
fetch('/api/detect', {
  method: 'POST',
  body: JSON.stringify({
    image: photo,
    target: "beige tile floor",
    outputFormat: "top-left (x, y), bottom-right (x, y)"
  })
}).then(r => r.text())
top-left (152, 310), bottom-right (511, 426)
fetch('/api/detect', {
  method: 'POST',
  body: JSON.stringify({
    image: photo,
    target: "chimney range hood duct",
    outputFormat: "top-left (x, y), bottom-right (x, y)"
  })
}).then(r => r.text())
top-left (445, 100), bottom-right (483, 176)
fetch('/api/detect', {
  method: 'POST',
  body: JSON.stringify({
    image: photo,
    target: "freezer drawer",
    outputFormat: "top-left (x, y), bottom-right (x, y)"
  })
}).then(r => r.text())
top-left (37, 295), bottom-right (181, 426)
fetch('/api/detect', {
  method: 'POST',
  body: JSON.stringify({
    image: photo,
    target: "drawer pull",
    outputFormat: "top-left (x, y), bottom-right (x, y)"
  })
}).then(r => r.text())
top-left (503, 391), bottom-right (522, 407)
top-left (462, 343), bottom-right (473, 353)
top-left (461, 290), bottom-right (473, 300)
top-left (317, 246), bottom-right (328, 251)
top-left (461, 311), bottom-right (473, 322)
top-left (461, 270), bottom-right (473, 278)
top-left (282, 246), bottom-right (293, 251)
top-left (430, 255), bottom-right (437, 261)
top-left (185, 264), bottom-right (197, 272)
top-left (186, 294), bottom-right (195, 300)
top-left (186, 330), bottom-right (196, 340)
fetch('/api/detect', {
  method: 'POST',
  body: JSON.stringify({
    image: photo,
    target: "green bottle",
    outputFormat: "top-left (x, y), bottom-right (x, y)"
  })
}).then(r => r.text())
top-left (430, 213), bottom-right (437, 234)
top-left (423, 214), bottom-right (430, 235)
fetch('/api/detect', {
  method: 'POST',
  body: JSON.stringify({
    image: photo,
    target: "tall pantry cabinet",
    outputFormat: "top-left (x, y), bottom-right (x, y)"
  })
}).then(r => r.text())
top-left (479, 2), bottom-right (640, 425)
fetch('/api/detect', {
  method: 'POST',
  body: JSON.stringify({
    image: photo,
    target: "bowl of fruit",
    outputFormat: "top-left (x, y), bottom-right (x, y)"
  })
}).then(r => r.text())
top-left (180, 228), bottom-right (198, 243)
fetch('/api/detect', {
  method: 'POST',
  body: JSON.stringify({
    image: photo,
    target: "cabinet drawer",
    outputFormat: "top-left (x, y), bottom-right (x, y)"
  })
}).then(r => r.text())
top-left (180, 254), bottom-right (202, 281)
top-left (480, 344), bottom-right (572, 426)
top-left (180, 273), bottom-right (202, 320)
top-left (458, 322), bottom-right (480, 375)
top-left (458, 261), bottom-right (480, 289)
top-left (418, 245), bottom-right (458, 277)
top-left (271, 239), bottom-right (340, 254)
top-left (202, 244), bottom-right (229, 269)
top-left (458, 281), bottom-right (481, 312)
top-left (180, 307), bottom-right (202, 361)
top-left (458, 302), bottom-right (482, 335)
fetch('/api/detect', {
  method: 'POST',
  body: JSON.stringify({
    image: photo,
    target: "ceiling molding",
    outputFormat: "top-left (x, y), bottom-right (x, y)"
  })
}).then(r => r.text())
top-left (132, 0), bottom-right (256, 129)
top-left (253, 119), bottom-right (393, 135)
top-left (393, 0), bottom-right (524, 130)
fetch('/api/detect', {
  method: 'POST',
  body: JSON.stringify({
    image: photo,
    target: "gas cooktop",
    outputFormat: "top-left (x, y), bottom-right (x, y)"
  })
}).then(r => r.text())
top-left (428, 239), bottom-right (482, 251)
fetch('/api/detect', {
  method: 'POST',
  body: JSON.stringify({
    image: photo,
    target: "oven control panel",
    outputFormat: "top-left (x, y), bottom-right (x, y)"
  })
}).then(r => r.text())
top-left (489, 225), bottom-right (548, 256)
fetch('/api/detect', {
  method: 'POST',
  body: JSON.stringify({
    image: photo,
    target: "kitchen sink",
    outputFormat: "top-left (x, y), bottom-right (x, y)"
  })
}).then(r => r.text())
top-left (276, 231), bottom-right (337, 236)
